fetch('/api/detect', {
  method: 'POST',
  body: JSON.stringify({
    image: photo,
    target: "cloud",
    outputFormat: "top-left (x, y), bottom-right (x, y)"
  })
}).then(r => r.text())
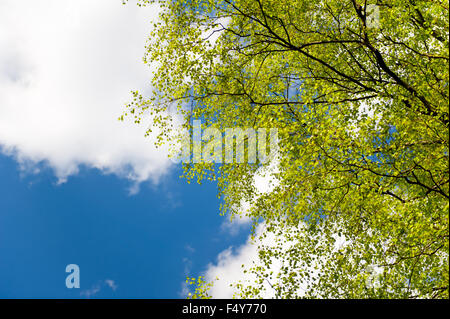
top-left (185, 244), bottom-right (196, 254)
top-left (203, 222), bottom-right (319, 299)
top-left (178, 257), bottom-right (194, 297)
top-left (205, 220), bottom-right (350, 298)
top-left (220, 157), bottom-right (280, 235)
top-left (201, 158), bottom-right (322, 299)
top-left (80, 284), bottom-right (101, 299)
top-left (220, 213), bottom-right (252, 236)
top-left (203, 224), bottom-right (280, 298)
top-left (0, 0), bottom-right (172, 187)
top-left (105, 279), bottom-right (118, 291)
top-left (179, 281), bottom-right (191, 299)
top-left (208, 159), bottom-right (281, 297)
top-left (81, 279), bottom-right (118, 298)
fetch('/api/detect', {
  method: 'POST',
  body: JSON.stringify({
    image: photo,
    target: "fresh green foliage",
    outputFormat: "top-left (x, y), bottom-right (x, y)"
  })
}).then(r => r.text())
top-left (123, 0), bottom-right (449, 298)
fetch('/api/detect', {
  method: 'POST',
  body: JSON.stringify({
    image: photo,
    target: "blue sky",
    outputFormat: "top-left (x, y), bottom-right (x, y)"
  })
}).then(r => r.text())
top-left (0, 0), bottom-right (257, 298)
top-left (0, 153), bottom-right (250, 298)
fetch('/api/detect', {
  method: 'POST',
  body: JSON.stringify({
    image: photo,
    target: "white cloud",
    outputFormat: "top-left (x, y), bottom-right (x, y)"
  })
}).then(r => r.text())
top-left (81, 279), bottom-right (118, 298)
top-left (179, 281), bottom-right (191, 298)
top-left (220, 213), bottom-right (252, 236)
top-left (205, 219), bottom-right (352, 298)
top-left (178, 256), bottom-right (194, 297)
top-left (204, 223), bottom-right (280, 299)
top-left (105, 279), bottom-right (118, 291)
top-left (202, 154), bottom-right (339, 298)
top-left (0, 0), bottom-right (172, 188)
top-left (220, 156), bottom-right (280, 235)
top-left (204, 222), bottom-right (324, 299)
top-left (80, 284), bottom-right (101, 299)
top-left (210, 158), bottom-right (282, 297)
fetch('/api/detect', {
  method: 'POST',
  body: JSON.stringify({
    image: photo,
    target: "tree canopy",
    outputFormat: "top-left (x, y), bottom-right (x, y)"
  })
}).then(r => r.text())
top-left (123, 0), bottom-right (449, 298)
